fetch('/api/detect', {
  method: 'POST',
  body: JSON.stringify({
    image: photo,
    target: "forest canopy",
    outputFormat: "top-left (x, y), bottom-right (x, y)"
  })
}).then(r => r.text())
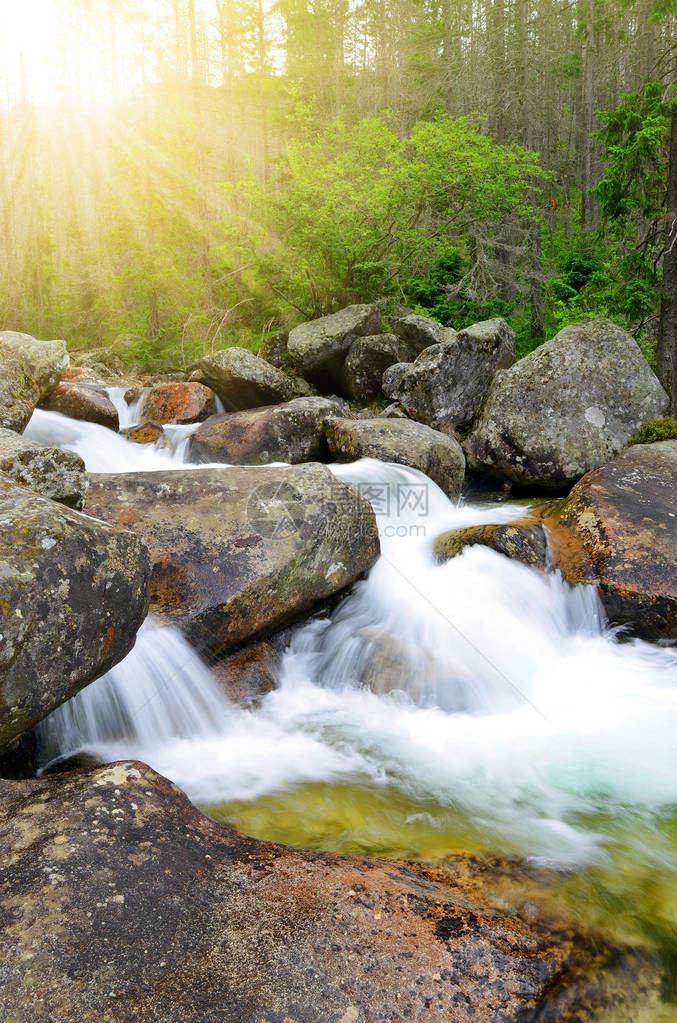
top-left (0, 0), bottom-right (675, 373)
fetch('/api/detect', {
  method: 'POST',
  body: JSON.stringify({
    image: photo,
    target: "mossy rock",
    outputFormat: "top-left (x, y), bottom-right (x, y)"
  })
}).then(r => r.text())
top-left (629, 417), bottom-right (677, 446)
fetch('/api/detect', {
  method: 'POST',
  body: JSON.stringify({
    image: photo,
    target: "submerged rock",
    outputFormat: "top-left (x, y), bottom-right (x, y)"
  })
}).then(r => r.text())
top-left (42, 382), bottom-right (120, 430)
top-left (288, 304), bottom-right (382, 393)
top-left (194, 348), bottom-right (310, 411)
top-left (141, 381), bottom-right (216, 424)
top-left (547, 440), bottom-right (677, 639)
top-left (0, 761), bottom-right (659, 1022)
top-left (83, 464), bottom-right (379, 654)
top-left (0, 330), bottom-right (69, 399)
top-left (0, 428), bottom-right (87, 509)
top-left (209, 640), bottom-right (279, 704)
top-left (343, 334), bottom-right (413, 403)
top-left (0, 476), bottom-right (151, 753)
top-left (324, 417), bottom-right (466, 500)
top-left (464, 319), bottom-right (669, 490)
top-left (0, 340), bottom-right (40, 432)
top-left (120, 421), bottom-right (164, 445)
top-left (188, 397), bottom-right (347, 466)
top-left (433, 504), bottom-right (557, 569)
top-left (384, 318), bottom-right (515, 434)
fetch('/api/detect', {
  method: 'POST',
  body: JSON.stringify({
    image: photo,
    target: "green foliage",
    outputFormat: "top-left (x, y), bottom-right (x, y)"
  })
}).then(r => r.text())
top-left (232, 113), bottom-right (546, 319)
top-left (629, 417), bottom-right (677, 445)
top-left (593, 81), bottom-right (674, 224)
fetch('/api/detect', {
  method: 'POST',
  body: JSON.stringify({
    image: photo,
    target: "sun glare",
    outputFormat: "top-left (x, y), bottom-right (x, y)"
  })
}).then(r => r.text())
top-left (2, 1), bottom-right (61, 105)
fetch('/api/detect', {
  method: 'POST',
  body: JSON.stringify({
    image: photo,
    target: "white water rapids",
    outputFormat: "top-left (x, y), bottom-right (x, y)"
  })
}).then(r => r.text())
top-left (31, 397), bottom-right (677, 879)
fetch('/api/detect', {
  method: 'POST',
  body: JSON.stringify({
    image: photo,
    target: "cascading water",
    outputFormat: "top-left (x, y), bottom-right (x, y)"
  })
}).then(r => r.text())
top-left (29, 405), bottom-right (677, 999)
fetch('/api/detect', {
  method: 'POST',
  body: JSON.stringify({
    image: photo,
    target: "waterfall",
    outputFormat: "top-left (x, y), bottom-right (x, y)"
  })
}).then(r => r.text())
top-left (32, 421), bottom-right (677, 871)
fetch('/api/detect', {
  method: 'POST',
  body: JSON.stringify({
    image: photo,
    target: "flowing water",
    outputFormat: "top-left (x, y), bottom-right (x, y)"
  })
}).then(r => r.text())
top-left (30, 394), bottom-right (677, 1012)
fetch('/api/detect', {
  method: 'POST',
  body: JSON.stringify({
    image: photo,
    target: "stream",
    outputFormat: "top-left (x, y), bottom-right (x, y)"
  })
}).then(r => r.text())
top-left (27, 396), bottom-right (677, 1014)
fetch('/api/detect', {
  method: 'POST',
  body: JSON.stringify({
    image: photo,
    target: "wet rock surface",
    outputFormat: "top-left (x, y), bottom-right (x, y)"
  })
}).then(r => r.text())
top-left (434, 505), bottom-right (556, 569)
top-left (384, 318), bottom-right (515, 434)
top-left (42, 382), bottom-right (120, 430)
top-left (464, 319), bottom-right (669, 490)
top-left (324, 417), bottom-right (466, 500)
top-left (288, 304), bottom-right (382, 393)
top-left (547, 440), bottom-right (677, 639)
top-left (0, 427), bottom-right (87, 508)
top-left (120, 421), bottom-right (164, 444)
top-left (0, 761), bottom-right (659, 1023)
top-left (0, 476), bottom-right (151, 753)
top-left (83, 464), bottom-right (379, 655)
top-left (141, 381), bottom-right (216, 424)
top-left (194, 348), bottom-right (311, 411)
top-left (210, 639), bottom-right (279, 704)
top-left (188, 397), bottom-right (347, 465)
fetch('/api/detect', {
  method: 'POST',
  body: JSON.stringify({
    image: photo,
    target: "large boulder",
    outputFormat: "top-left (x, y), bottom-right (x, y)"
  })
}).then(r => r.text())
top-left (42, 382), bottom-right (120, 430)
top-left (391, 312), bottom-right (454, 352)
top-left (259, 331), bottom-right (291, 370)
top-left (0, 340), bottom-right (40, 432)
top-left (0, 476), bottom-right (151, 753)
top-left (383, 318), bottom-right (516, 434)
top-left (288, 304), bottom-right (382, 393)
top-left (194, 348), bottom-right (310, 411)
top-left (0, 761), bottom-right (657, 1022)
top-left (187, 397), bottom-right (347, 466)
top-left (0, 330), bottom-right (69, 398)
top-left (83, 464), bottom-right (379, 654)
top-left (344, 334), bottom-right (414, 403)
top-left (464, 320), bottom-right (670, 490)
top-left (324, 417), bottom-right (466, 500)
top-left (0, 428), bottom-right (87, 509)
top-left (547, 441), bottom-right (677, 639)
top-left (141, 381), bottom-right (216, 424)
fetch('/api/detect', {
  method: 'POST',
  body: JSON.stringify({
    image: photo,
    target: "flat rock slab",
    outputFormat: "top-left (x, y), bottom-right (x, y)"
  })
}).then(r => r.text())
top-left (0, 476), bottom-right (151, 753)
top-left (547, 440), bottom-right (677, 639)
top-left (0, 761), bottom-right (658, 1022)
top-left (0, 427), bottom-right (87, 508)
top-left (84, 464), bottom-right (379, 654)
top-left (324, 417), bottom-right (466, 500)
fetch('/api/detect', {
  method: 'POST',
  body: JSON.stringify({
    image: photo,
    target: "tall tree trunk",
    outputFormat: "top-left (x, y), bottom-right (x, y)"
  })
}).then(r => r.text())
top-left (581, 0), bottom-right (598, 232)
top-left (530, 216), bottom-right (544, 338)
top-left (657, 106), bottom-right (677, 413)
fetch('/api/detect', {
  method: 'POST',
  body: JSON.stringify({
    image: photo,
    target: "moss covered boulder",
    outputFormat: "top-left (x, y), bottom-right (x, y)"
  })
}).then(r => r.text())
top-left (324, 417), bottom-right (466, 500)
top-left (547, 440), bottom-right (677, 639)
top-left (84, 464), bottom-right (379, 654)
top-left (0, 340), bottom-right (40, 432)
top-left (42, 382), bottom-right (120, 430)
top-left (0, 476), bottom-right (151, 753)
top-left (0, 428), bottom-right (87, 509)
top-left (464, 320), bottom-right (670, 490)
top-left (0, 761), bottom-right (659, 1021)
top-left (288, 304), bottom-right (382, 393)
top-left (194, 348), bottom-right (311, 411)
top-left (0, 331), bottom-right (69, 399)
top-left (433, 505), bottom-right (557, 569)
top-left (343, 333), bottom-right (414, 403)
top-left (188, 397), bottom-right (347, 465)
top-left (383, 318), bottom-right (515, 434)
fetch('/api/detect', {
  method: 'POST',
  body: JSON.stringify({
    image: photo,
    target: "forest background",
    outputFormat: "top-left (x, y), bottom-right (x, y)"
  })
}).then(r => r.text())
top-left (0, 0), bottom-right (675, 382)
